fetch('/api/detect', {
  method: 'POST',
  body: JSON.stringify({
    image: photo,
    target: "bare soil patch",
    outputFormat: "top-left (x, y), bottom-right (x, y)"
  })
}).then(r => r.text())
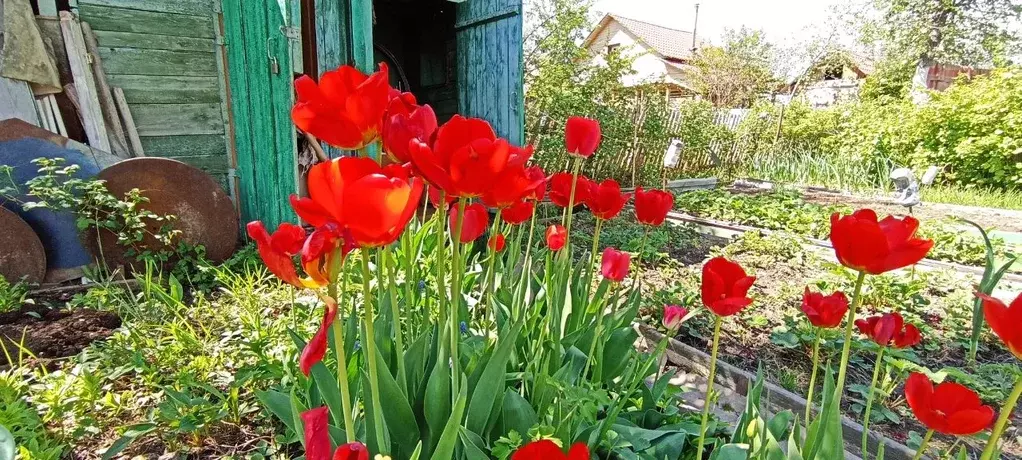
top-left (0, 304), bottom-right (121, 365)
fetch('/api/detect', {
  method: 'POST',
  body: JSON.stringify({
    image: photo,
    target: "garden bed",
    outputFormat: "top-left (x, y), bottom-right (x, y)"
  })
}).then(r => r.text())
top-left (0, 302), bottom-right (121, 367)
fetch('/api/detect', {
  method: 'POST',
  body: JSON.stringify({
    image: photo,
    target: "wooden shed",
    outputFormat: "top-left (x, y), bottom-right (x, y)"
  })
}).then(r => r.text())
top-left (73, 0), bottom-right (524, 229)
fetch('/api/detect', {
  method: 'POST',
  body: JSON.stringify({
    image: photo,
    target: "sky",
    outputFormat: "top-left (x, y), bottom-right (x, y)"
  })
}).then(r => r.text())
top-left (591, 0), bottom-right (847, 46)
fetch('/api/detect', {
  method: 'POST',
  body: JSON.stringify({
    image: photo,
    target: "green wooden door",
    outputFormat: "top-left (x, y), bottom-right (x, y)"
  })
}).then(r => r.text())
top-left (222, 1), bottom-right (300, 229)
top-left (456, 0), bottom-right (524, 145)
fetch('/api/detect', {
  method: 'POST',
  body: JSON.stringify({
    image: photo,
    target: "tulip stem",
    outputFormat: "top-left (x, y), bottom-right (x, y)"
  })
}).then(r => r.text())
top-left (696, 315), bottom-right (723, 460)
top-left (582, 282), bottom-right (614, 382)
top-left (980, 374), bottom-right (1022, 460)
top-left (522, 204), bottom-right (538, 274)
top-left (450, 199), bottom-right (467, 404)
top-left (585, 219), bottom-right (604, 303)
top-left (482, 209), bottom-right (502, 326)
top-left (834, 271), bottom-right (867, 408)
top-left (631, 226), bottom-right (652, 290)
top-left (805, 331), bottom-right (822, 424)
top-left (435, 192), bottom-right (448, 326)
top-left (861, 346), bottom-right (887, 460)
top-left (329, 261), bottom-right (356, 441)
top-left (384, 246), bottom-right (408, 394)
top-left (911, 429), bottom-right (933, 460)
top-left (562, 158), bottom-right (583, 257)
top-left (360, 249), bottom-right (388, 454)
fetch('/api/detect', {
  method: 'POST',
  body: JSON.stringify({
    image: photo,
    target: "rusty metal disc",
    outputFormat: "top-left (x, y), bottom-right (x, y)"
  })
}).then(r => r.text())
top-left (0, 207), bottom-right (46, 284)
top-left (83, 158), bottom-right (238, 269)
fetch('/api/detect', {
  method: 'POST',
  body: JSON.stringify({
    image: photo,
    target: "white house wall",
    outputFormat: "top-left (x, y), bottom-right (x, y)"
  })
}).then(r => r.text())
top-left (586, 23), bottom-right (680, 88)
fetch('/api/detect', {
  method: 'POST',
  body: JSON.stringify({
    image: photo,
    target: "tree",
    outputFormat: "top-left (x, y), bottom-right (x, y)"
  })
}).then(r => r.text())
top-left (690, 28), bottom-right (779, 108)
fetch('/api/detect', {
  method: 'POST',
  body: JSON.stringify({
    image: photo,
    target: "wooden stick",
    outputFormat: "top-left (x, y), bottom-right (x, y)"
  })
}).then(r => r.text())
top-left (304, 132), bottom-right (330, 162)
top-left (113, 88), bottom-right (144, 157)
top-left (47, 95), bottom-right (68, 137)
top-left (59, 12), bottom-right (111, 152)
top-left (81, 22), bottom-right (131, 158)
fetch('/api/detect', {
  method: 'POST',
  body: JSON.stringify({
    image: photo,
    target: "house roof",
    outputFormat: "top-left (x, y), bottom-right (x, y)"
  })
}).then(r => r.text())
top-left (583, 14), bottom-right (699, 62)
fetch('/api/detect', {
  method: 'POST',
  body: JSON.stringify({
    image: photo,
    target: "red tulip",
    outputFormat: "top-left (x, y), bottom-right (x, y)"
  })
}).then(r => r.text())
top-left (524, 166), bottom-right (547, 201)
top-left (634, 187), bottom-right (674, 226)
top-left (701, 257), bottom-right (755, 317)
top-left (801, 288), bottom-right (849, 329)
top-left (291, 157), bottom-right (424, 248)
top-left (408, 115), bottom-right (512, 198)
top-left (300, 223), bottom-right (356, 287)
top-left (292, 63), bottom-right (391, 150)
top-left (300, 297), bottom-right (338, 376)
top-left (512, 440), bottom-right (590, 460)
top-left (382, 92), bottom-right (438, 163)
top-left (601, 247), bottom-right (631, 282)
top-left (546, 224), bottom-right (567, 251)
top-left (508, 143), bottom-right (535, 168)
top-left (428, 184), bottom-right (455, 210)
top-left (905, 372), bottom-right (996, 436)
top-left (664, 305), bottom-right (689, 330)
top-left (449, 203), bottom-right (489, 243)
top-left (855, 312), bottom-right (922, 348)
top-left (248, 221), bottom-right (339, 288)
top-left (488, 233), bottom-right (506, 252)
top-left (830, 209), bottom-right (934, 275)
top-left (564, 116), bottom-right (601, 158)
top-left (585, 179), bottom-right (631, 220)
top-left (482, 166), bottom-right (545, 209)
top-left (976, 292), bottom-right (1022, 360)
top-left (549, 172), bottom-right (593, 208)
top-left (502, 200), bottom-right (535, 225)
top-left (301, 407), bottom-right (370, 460)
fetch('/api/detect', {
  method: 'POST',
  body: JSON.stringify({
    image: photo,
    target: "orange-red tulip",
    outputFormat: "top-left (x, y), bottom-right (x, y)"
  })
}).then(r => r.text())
top-left (976, 292), bottom-right (1022, 360)
top-left (524, 165), bottom-right (547, 201)
top-left (299, 296), bottom-right (338, 376)
top-left (549, 172), bottom-right (593, 208)
top-left (701, 257), bottom-right (755, 316)
top-left (382, 91), bottom-right (437, 163)
top-left (802, 288), bottom-right (849, 329)
top-left (905, 372), bottom-right (995, 436)
top-left (830, 209), bottom-right (934, 274)
top-left (512, 440), bottom-right (590, 460)
top-left (634, 187), bottom-right (673, 226)
top-left (408, 115), bottom-right (512, 198)
top-left (601, 247), bottom-right (631, 282)
top-left (292, 64), bottom-right (390, 150)
top-left (664, 305), bottom-right (689, 330)
top-left (855, 312), bottom-right (922, 348)
top-left (585, 179), bottom-right (631, 220)
top-left (502, 200), bottom-right (535, 225)
top-left (247, 221), bottom-right (340, 289)
top-left (488, 233), bottom-right (506, 252)
top-left (301, 407), bottom-right (369, 460)
top-left (564, 116), bottom-right (601, 158)
top-left (482, 166), bottom-right (545, 209)
top-left (449, 202), bottom-right (489, 243)
top-left (546, 224), bottom-right (567, 251)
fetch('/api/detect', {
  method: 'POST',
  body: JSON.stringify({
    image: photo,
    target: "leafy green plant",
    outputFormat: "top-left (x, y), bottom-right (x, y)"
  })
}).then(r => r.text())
top-left (0, 275), bottom-right (30, 313)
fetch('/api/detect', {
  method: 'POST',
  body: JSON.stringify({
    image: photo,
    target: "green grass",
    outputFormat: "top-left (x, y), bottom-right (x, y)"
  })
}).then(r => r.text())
top-left (921, 185), bottom-right (1022, 211)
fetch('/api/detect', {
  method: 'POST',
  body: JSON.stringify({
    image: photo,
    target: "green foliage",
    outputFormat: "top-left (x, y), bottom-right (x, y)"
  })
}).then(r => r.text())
top-left (0, 371), bottom-right (64, 459)
top-left (0, 276), bottom-right (30, 313)
top-left (691, 27), bottom-right (779, 108)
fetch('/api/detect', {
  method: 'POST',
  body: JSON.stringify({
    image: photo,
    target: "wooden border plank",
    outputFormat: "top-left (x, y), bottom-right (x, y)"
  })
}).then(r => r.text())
top-left (60, 11), bottom-right (111, 152)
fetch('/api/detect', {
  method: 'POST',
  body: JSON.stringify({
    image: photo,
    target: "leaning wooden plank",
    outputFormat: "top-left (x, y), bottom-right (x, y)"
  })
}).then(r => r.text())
top-left (0, 77), bottom-right (39, 125)
top-left (59, 11), bottom-right (110, 152)
top-left (92, 30), bottom-right (214, 52)
top-left (130, 103), bottom-right (224, 137)
top-left (34, 98), bottom-right (54, 131)
top-left (82, 22), bottom-right (131, 158)
top-left (77, 5), bottom-right (214, 39)
top-left (46, 95), bottom-right (68, 136)
top-left (75, 0), bottom-right (212, 17)
top-left (105, 75), bottom-right (220, 104)
top-left (97, 48), bottom-right (217, 77)
top-left (112, 88), bottom-right (144, 157)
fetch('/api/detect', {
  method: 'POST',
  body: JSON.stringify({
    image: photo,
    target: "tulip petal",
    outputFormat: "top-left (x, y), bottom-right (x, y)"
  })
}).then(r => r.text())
top-left (512, 440), bottom-right (568, 460)
top-left (332, 442), bottom-right (370, 460)
top-left (300, 299), bottom-right (338, 376)
top-left (300, 407), bottom-right (333, 460)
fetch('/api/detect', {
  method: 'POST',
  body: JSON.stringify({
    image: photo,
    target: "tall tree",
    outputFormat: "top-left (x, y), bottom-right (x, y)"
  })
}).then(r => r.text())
top-left (691, 28), bottom-right (779, 108)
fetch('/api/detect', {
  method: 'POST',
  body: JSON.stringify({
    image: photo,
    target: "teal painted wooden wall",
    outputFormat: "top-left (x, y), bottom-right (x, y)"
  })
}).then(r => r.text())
top-left (76, 0), bottom-right (235, 189)
top-left (456, 0), bottom-right (524, 145)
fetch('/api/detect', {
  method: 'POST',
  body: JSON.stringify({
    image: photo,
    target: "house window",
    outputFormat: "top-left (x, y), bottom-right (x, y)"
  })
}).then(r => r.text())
top-left (606, 43), bottom-right (620, 55)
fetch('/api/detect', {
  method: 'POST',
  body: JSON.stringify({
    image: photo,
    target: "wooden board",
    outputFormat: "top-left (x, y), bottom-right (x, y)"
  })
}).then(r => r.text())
top-left (164, 154), bottom-right (230, 173)
top-left (78, 4), bottom-right (214, 38)
top-left (60, 11), bottom-right (111, 152)
top-left (106, 75), bottom-right (220, 103)
top-left (97, 48), bottom-right (217, 77)
top-left (113, 87), bottom-right (144, 156)
top-left (93, 30), bottom-right (214, 52)
top-left (139, 134), bottom-right (227, 157)
top-left (77, 0), bottom-right (214, 16)
top-left (0, 77), bottom-right (39, 125)
top-left (131, 103), bottom-right (224, 136)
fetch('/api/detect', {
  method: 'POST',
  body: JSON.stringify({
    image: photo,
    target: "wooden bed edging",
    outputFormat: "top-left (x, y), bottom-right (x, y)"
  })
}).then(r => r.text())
top-left (636, 323), bottom-right (923, 460)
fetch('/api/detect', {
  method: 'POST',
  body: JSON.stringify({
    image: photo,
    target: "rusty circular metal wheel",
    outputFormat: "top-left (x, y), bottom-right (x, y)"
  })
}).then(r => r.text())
top-left (83, 157), bottom-right (239, 270)
top-left (0, 206), bottom-right (47, 285)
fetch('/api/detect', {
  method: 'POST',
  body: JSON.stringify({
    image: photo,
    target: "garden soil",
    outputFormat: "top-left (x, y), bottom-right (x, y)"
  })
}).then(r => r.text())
top-left (0, 304), bottom-right (121, 365)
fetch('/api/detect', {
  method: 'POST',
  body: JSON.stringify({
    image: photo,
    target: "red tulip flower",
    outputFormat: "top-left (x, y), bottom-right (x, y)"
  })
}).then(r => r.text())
top-left (564, 116), bottom-right (601, 158)
top-left (502, 200), bottom-right (535, 225)
top-left (905, 372), bottom-right (996, 436)
top-left (546, 224), bottom-right (567, 251)
top-left (483, 166), bottom-right (545, 209)
top-left (299, 296), bottom-right (339, 375)
top-left (549, 172), bottom-right (593, 208)
top-left (976, 292), bottom-right (1022, 360)
top-left (524, 165), bottom-right (547, 201)
top-left (585, 179), bottom-right (632, 220)
top-left (512, 440), bottom-right (590, 460)
top-left (701, 257), bottom-right (755, 317)
top-left (488, 233), bottom-right (506, 252)
top-left (663, 305), bottom-right (689, 330)
top-left (855, 312), bottom-right (922, 348)
top-left (601, 247), bottom-right (631, 282)
top-left (408, 115), bottom-right (512, 198)
top-left (290, 157), bottom-right (424, 248)
top-left (830, 209), bottom-right (934, 275)
top-left (248, 221), bottom-right (351, 289)
top-left (301, 407), bottom-right (369, 460)
top-left (382, 92), bottom-right (438, 163)
top-left (634, 187), bottom-right (674, 226)
top-left (449, 202), bottom-right (489, 243)
top-left (802, 288), bottom-right (849, 329)
top-left (292, 63), bottom-right (390, 150)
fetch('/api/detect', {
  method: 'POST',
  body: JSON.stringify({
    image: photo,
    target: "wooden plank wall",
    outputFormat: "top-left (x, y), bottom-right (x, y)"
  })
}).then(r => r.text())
top-left (76, 0), bottom-right (232, 189)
